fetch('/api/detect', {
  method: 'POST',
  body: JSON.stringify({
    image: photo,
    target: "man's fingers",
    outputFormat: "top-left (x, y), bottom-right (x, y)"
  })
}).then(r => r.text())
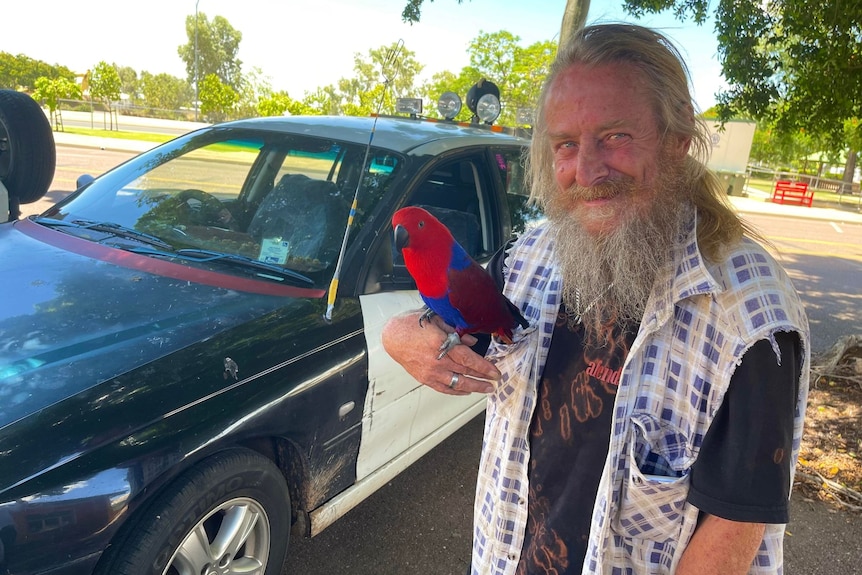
top-left (433, 371), bottom-right (494, 395)
top-left (443, 343), bottom-right (501, 382)
top-left (382, 310), bottom-right (499, 395)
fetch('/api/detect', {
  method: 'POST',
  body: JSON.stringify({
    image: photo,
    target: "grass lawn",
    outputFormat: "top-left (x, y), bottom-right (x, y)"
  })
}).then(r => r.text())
top-left (62, 126), bottom-right (173, 145)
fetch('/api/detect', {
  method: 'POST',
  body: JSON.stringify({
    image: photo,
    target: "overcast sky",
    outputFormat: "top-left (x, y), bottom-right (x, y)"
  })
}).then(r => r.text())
top-left (3, 0), bottom-right (726, 111)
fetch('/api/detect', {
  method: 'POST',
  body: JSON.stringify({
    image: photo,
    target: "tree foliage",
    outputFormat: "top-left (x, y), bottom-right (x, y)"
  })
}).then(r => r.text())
top-left (178, 12), bottom-right (244, 92)
top-left (114, 65), bottom-right (140, 101)
top-left (199, 73), bottom-right (239, 122)
top-left (140, 72), bottom-right (193, 115)
top-left (32, 76), bottom-right (82, 130)
top-left (623, 0), bottom-right (861, 153)
top-left (0, 52), bottom-right (76, 91)
top-left (234, 67), bottom-right (274, 119)
top-left (328, 42), bottom-right (424, 116)
top-left (89, 61), bottom-right (122, 127)
top-left (401, 0), bottom-right (465, 23)
top-left (419, 32), bottom-right (556, 126)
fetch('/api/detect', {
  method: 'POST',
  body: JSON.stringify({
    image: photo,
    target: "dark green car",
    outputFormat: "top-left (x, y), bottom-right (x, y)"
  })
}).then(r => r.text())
top-left (0, 105), bottom-right (537, 574)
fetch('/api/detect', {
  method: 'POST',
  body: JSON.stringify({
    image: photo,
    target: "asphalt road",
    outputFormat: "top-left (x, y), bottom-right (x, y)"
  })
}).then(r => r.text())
top-left (24, 144), bottom-right (862, 575)
top-left (739, 212), bottom-right (862, 354)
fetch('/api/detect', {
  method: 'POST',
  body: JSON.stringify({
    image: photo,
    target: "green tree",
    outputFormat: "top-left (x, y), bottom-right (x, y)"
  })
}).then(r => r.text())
top-left (199, 73), bottom-right (238, 122)
top-left (0, 52), bottom-right (76, 91)
top-left (404, 0), bottom-right (859, 183)
top-left (89, 61), bottom-right (122, 129)
top-left (32, 76), bottom-right (82, 130)
top-left (178, 12), bottom-right (243, 92)
top-left (330, 42), bottom-right (424, 117)
top-left (466, 31), bottom-right (556, 125)
top-left (140, 72), bottom-right (193, 117)
top-left (114, 65), bottom-right (139, 101)
top-left (302, 87), bottom-right (337, 115)
top-left (235, 67), bottom-right (272, 119)
top-left (419, 32), bottom-right (555, 126)
top-left (624, 0), bottom-right (860, 180)
top-left (749, 121), bottom-right (822, 169)
top-left (257, 90), bottom-right (324, 117)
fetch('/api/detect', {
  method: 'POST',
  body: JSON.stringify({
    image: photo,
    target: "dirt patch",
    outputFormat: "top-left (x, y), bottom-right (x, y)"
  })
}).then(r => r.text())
top-left (795, 336), bottom-right (862, 511)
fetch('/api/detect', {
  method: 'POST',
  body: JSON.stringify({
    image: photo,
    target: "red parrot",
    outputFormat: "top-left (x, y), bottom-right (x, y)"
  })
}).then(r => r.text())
top-left (392, 206), bottom-right (528, 359)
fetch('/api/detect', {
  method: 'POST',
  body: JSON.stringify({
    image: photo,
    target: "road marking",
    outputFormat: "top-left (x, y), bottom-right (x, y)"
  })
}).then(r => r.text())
top-left (770, 235), bottom-right (857, 249)
top-left (767, 246), bottom-right (862, 264)
top-left (830, 222), bottom-right (843, 233)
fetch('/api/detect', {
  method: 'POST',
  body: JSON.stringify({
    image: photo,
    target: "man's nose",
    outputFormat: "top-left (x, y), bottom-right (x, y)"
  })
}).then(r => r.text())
top-left (576, 142), bottom-right (609, 188)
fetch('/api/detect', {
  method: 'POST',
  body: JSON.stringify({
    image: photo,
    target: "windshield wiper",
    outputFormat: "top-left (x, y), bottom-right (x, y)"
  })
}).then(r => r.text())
top-left (175, 248), bottom-right (315, 286)
top-left (34, 217), bottom-right (174, 250)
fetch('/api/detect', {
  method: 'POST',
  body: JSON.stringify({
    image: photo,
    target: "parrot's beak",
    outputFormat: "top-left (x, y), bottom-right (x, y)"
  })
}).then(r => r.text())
top-left (394, 224), bottom-right (410, 251)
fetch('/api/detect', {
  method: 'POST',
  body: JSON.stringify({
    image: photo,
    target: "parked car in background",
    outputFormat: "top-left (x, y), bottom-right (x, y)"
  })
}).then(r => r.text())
top-left (0, 88), bottom-right (538, 575)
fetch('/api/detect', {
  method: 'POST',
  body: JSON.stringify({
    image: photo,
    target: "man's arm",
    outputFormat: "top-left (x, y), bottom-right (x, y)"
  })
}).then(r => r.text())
top-left (676, 514), bottom-right (765, 575)
top-left (381, 311), bottom-right (500, 395)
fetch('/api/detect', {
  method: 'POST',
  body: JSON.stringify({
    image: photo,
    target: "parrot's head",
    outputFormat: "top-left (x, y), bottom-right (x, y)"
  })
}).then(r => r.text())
top-left (392, 206), bottom-right (454, 254)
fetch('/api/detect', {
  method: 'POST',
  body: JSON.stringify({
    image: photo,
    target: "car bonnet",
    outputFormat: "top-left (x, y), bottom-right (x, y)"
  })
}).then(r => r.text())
top-left (0, 220), bottom-right (291, 431)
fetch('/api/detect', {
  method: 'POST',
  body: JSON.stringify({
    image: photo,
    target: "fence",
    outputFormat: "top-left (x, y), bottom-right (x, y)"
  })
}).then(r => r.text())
top-left (746, 166), bottom-right (860, 196)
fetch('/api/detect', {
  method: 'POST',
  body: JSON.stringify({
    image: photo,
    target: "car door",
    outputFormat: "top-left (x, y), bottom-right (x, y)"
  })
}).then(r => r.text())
top-left (356, 148), bottom-right (524, 481)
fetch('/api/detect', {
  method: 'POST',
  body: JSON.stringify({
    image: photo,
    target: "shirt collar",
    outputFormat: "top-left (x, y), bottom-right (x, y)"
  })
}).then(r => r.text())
top-left (641, 211), bottom-right (723, 330)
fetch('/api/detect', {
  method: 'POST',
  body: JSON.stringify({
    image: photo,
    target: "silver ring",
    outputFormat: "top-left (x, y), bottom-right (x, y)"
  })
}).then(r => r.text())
top-left (448, 373), bottom-right (460, 389)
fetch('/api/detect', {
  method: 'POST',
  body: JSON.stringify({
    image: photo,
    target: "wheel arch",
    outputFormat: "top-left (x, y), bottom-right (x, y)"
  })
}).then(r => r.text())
top-left (94, 444), bottom-right (297, 575)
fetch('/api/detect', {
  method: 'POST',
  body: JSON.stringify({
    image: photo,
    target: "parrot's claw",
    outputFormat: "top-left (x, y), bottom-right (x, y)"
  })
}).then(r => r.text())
top-left (436, 332), bottom-right (462, 360)
top-left (419, 308), bottom-right (437, 328)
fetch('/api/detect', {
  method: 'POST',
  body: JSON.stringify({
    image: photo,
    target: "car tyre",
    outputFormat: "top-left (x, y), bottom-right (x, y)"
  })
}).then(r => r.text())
top-left (96, 449), bottom-right (290, 575)
top-left (0, 89), bottom-right (56, 205)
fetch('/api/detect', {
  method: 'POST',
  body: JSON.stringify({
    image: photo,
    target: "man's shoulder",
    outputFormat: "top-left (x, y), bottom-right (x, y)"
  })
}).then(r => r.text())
top-left (713, 236), bottom-right (787, 282)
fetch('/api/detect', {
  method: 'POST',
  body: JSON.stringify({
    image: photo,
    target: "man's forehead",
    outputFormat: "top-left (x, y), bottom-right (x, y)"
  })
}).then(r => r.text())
top-left (546, 63), bottom-right (655, 130)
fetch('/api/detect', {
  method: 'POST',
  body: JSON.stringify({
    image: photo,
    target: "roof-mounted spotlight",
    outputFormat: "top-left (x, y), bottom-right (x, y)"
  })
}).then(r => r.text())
top-left (466, 79), bottom-right (501, 125)
top-left (437, 91), bottom-right (462, 121)
top-left (396, 97), bottom-right (423, 118)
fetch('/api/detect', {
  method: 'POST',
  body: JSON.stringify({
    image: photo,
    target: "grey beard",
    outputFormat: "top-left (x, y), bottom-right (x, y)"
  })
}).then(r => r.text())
top-left (547, 179), bottom-right (691, 333)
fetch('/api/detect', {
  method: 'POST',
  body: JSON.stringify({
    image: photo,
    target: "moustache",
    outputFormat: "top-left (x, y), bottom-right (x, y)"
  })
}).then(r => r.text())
top-left (564, 178), bottom-right (636, 202)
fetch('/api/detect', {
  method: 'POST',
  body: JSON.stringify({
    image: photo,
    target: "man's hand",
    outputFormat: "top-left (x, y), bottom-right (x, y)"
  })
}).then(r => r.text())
top-left (381, 311), bottom-right (501, 395)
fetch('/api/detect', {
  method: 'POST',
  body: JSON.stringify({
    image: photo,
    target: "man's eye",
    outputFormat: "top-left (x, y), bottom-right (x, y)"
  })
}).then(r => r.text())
top-left (606, 133), bottom-right (630, 147)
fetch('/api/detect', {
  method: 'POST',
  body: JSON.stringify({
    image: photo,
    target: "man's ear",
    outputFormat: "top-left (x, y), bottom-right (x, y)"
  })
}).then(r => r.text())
top-left (674, 135), bottom-right (692, 158)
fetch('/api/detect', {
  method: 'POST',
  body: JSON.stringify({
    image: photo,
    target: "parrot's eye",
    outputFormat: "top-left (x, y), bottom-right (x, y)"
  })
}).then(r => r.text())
top-left (418, 220), bottom-right (425, 228)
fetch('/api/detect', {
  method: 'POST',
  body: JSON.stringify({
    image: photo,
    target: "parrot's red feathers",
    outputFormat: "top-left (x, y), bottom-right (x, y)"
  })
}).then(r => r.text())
top-left (392, 206), bottom-right (528, 342)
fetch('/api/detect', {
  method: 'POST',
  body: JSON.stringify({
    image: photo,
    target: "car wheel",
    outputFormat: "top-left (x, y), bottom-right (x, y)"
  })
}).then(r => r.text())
top-left (0, 89), bottom-right (56, 205)
top-left (96, 449), bottom-right (291, 575)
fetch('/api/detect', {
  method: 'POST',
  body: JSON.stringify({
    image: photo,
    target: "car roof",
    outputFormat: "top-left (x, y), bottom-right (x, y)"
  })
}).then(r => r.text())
top-left (220, 115), bottom-right (531, 156)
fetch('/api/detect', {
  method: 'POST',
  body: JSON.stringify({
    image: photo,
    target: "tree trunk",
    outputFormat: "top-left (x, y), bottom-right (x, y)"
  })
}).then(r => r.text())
top-left (842, 149), bottom-right (858, 194)
top-left (559, 0), bottom-right (590, 48)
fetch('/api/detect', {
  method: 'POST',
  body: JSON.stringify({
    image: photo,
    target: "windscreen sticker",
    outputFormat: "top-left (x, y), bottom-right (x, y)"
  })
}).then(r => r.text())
top-left (259, 238), bottom-right (290, 265)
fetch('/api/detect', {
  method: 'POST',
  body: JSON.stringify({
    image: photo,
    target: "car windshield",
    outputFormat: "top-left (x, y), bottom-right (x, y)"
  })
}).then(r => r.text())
top-left (40, 127), bottom-right (401, 283)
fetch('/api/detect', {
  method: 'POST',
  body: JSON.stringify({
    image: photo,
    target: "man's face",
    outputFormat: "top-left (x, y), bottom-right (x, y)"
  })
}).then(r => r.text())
top-left (544, 62), bottom-right (688, 237)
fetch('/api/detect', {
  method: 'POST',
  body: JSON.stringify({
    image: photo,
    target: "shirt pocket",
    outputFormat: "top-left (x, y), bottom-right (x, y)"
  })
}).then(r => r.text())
top-left (610, 412), bottom-right (695, 543)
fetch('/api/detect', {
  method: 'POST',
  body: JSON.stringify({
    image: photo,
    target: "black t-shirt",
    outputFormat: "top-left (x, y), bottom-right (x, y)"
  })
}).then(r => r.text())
top-left (515, 309), bottom-right (635, 575)
top-left (486, 244), bottom-right (803, 575)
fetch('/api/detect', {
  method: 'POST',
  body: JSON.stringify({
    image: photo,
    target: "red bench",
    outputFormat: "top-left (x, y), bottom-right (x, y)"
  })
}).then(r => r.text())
top-left (771, 180), bottom-right (813, 207)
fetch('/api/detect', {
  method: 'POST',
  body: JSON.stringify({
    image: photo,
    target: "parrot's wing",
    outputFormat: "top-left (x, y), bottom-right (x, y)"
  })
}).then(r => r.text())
top-left (420, 291), bottom-right (468, 331)
top-left (447, 260), bottom-right (520, 337)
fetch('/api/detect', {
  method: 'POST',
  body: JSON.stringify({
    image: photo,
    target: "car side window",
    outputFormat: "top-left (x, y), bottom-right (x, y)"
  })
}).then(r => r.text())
top-left (406, 158), bottom-right (491, 259)
top-left (492, 148), bottom-right (544, 235)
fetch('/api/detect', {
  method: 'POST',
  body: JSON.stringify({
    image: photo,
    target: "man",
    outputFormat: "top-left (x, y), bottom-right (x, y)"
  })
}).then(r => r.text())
top-left (382, 24), bottom-right (809, 575)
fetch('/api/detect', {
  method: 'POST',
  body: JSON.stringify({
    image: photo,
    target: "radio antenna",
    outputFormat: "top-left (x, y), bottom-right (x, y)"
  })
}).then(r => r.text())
top-left (325, 39), bottom-right (404, 322)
